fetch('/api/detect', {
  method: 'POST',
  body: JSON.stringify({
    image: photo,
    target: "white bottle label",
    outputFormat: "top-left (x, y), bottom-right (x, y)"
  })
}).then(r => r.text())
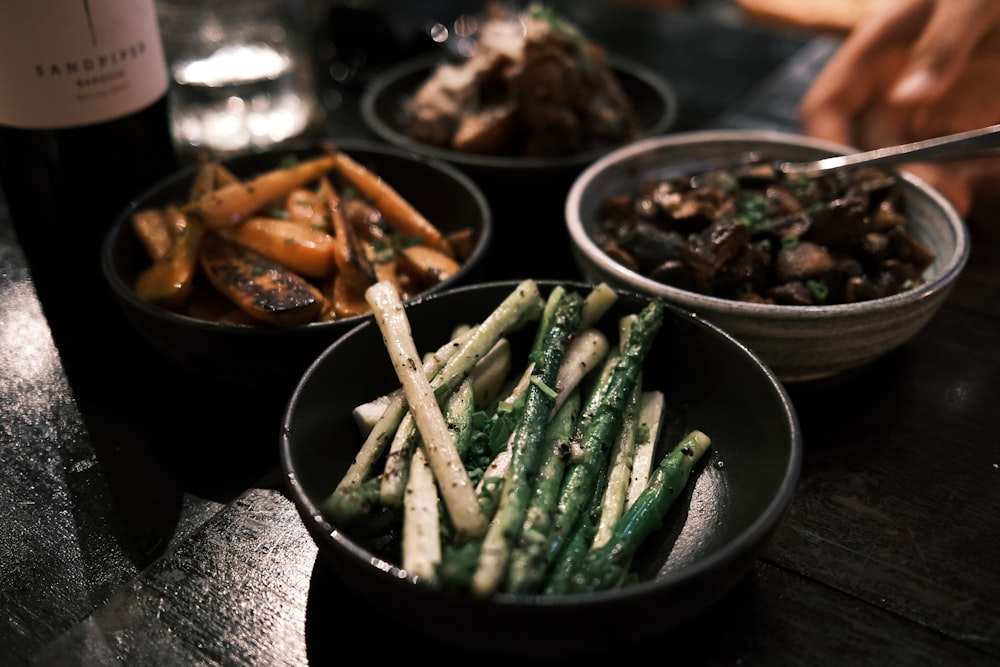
top-left (0, 0), bottom-right (169, 129)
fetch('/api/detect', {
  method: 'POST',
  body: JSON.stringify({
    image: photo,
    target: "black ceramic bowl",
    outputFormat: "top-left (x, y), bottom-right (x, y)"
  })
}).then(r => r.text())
top-left (280, 279), bottom-right (802, 656)
top-left (360, 53), bottom-right (679, 200)
top-left (101, 139), bottom-right (492, 393)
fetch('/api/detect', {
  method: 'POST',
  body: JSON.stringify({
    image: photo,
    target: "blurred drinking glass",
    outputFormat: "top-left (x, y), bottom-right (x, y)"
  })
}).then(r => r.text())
top-left (156, 0), bottom-right (324, 158)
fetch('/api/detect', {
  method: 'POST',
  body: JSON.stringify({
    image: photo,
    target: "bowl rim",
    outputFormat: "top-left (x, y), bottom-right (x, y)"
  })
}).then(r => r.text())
top-left (100, 137), bottom-right (494, 335)
top-left (359, 51), bottom-right (680, 172)
top-left (279, 278), bottom-right (804, 607)
top-left (564, 129), bottom-right (972, 320)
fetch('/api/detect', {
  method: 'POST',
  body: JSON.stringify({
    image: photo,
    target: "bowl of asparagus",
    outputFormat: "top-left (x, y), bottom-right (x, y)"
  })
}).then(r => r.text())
top-left (280, 278), bottom-right (802, 655)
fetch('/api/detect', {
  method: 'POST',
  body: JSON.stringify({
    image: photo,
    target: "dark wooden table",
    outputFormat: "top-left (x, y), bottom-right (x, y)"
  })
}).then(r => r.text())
top-left (2, 2), bottom-right (997, 665)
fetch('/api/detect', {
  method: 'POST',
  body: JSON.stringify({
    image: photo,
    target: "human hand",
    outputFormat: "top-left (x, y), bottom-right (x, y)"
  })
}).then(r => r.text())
top-left (799, 0), bottom-right (1000, 216)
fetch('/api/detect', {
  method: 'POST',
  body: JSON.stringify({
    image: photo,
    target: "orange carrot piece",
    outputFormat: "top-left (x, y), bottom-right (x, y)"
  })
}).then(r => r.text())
top-left (198, 234), bottom-right (325, 326)
top-left (285, 187), bottom-right (330, 230)
top-left (331, 273), bottom-right (373, 318)
top-left (131, 208), bottom-right (174, 261)
top-left (185, 153), bottom-right (338, 229)
top-left (134, 216), bottom-right (205, 309)
top-left (323, 177), bottom-right (376, 288)
top-left (163, 203), bottom-right (190, 235)
top-left (217, 217), bottom-right (337, 279)
top-left (188, 161), bottom-right (219, 202)
top-left (332, 150), bottom-right (453, 256)
top-left (397, 245), bottom-right (461, 288)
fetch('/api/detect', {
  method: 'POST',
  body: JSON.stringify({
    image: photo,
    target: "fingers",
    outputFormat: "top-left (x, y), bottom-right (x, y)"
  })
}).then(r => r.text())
top-left (890, 0), bottom-right (1000, 104)
top-left (799, 0), bottom-right (933, 144)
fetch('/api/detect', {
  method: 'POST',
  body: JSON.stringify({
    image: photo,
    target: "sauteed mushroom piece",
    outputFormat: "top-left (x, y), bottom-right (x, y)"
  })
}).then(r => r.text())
top-left (595, 162), bottom-right (934, 305)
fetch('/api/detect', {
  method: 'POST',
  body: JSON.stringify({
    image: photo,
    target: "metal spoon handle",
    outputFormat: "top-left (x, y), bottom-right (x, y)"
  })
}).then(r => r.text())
top-left (779, 123), bottom-right (1000, 175)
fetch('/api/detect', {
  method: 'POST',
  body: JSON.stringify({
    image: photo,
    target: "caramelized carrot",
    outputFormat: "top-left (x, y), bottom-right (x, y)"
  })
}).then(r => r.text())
top-left (397, 245), bottom-right (462, 289)
top-left (217, 217), bottom-right (337, 279)
top-left (185, 153), bottom-right (338, 229)
top-left (188, 160), bottom-right (219, 202)
top-left (373, 257), bottom-right (404, 298)
top-left (198, 234), bottom-right (325, 326)
top-left (445, 227), bottom-right (477, 262)
top-left (212, 162), bottom-right (240, 187)
top-left (332, 150), bottom-right (453, 257)
top-left (163, 203), bottom-right (189, 235)
top-left (324, 177), bottom-right (376, 288)
top-left (331, 273), bottom-right (373, 318)
top-left (131, 208), bottom-right (174, 261)
top-left (183, 285), bottom-right (257, 325)
top-left (285, 187), bottom-right (330, 230)
top-left (134, 215), bottom-right (205, 309)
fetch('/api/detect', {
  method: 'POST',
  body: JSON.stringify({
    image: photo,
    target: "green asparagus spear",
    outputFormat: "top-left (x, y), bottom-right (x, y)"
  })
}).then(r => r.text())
top-left (471, 290), bottom-right (585, 597)
top-left (320, 477), bottom-right (382, 526)
top-left (567, 429), bottom-right (712, 594)
top-left (544, 298), bottom-right (666, 568)
top-left (504, 387), bottom-right (582, 594)
top-left (542, 461), bottom-right (610, 595)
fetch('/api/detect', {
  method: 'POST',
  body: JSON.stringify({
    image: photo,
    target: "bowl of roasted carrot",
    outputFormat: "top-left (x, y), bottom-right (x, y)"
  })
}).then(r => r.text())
top-left (101, 139), bottom-right (492, 392)
top-left (281, 278), bottom-right (802, 655)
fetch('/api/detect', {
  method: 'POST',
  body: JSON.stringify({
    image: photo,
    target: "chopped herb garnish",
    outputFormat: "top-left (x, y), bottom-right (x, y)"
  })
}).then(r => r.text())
top-left (806, 279), bottom-right (829, 301)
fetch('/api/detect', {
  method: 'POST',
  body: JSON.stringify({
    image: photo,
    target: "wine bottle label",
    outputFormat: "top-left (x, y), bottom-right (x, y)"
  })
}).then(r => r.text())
top-left (0, 0), bottom-right (169, 129)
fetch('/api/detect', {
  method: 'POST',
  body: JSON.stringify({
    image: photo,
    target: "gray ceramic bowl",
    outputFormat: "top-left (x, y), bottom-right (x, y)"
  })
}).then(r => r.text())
top-left (565, 130), bottom-right (971, 383)
top-left (281, 279), bottom-right (802, 656)
top-left (102, 139), bottom-right (492, 393)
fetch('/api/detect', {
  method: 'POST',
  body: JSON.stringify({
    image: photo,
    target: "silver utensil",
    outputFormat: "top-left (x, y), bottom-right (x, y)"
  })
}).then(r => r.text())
top-left (777, 122), bottom-right (1000, 175)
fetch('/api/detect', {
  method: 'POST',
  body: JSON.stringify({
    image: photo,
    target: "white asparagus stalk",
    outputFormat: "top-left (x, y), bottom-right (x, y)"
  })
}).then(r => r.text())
top-left (429, 279), bottom-right (544, 397)
top-left (592, 314), bottom-right (640, 547)
top-left (379, 410), bottom-right (420, 506)
top-left (366, 281), bottom-right (487, 540)
top-left (592, 371), bottom-right (642, 548)
top-left (382, 367), bottom-right (485, 507)
top-left (625, 390), bottom-right (666, 510)
top-left (580, 282), bottom-right (618, 330)
top-left (553, 328), bottom-right (609, 415)
top-left (469, 338), bottom-right (512, 409)
top-left (337, 326), bottom-right (476, 491)
top-left (402, 447), bottom-right (441, 579)
top-left (351, 392), bottom-right (392, 437)
top-left (352, 325), bottom-right (473, 436)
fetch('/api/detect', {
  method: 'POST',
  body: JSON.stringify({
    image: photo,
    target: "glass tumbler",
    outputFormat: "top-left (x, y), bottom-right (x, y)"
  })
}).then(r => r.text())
top-left (156, 0), bottom-right (325, 157)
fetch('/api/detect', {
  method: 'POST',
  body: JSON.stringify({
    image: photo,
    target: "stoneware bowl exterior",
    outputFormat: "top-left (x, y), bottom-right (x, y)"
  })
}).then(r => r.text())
top-left (102, 139), bottom-right (492, 393)
top-left (280, 279), bottom-right (802, 656)
top-left (565, 130), bottom-right (971, 383)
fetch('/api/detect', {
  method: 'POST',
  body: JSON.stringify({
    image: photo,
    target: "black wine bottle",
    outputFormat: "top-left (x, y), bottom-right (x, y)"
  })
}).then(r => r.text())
top-left (0, 0), bottom-right (180, 304)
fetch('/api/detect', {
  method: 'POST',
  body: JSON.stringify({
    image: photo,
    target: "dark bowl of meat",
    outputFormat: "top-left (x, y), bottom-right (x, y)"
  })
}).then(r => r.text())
top-left (565, 130), bottom-right (971, 383)
top-left (359, 3), bottom-right (678, 203)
